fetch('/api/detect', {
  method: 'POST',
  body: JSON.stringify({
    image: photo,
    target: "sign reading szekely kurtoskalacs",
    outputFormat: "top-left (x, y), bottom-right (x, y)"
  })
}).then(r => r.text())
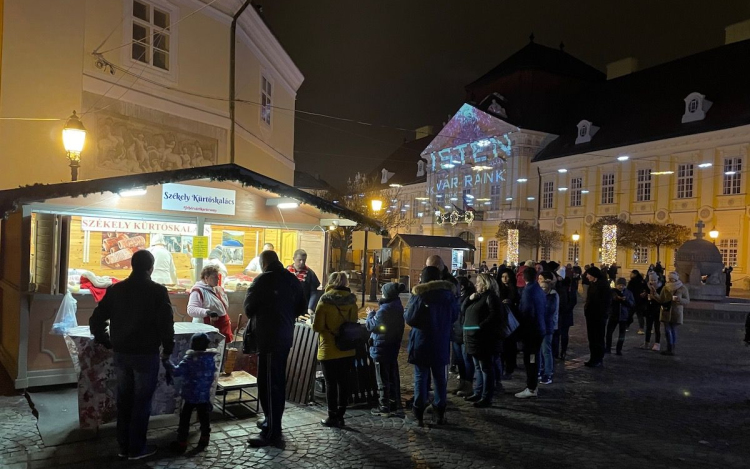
top-left (162, 183), bottom-right (236, 216)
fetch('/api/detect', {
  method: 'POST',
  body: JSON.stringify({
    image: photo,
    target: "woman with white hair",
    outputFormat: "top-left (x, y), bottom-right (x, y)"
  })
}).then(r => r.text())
top-left (147, 233), bottom-right (178, 285)
top-left (652, 271), bottom-right (689, 356)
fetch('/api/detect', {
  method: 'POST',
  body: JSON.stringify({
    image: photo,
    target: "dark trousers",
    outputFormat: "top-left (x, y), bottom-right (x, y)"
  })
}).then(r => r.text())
top-left (586, 316), bottom-right (607, 363)
top-left (606, 319), bottom-right (628, 354)
top-left (321, 357), bottom-right (353, 416)
top-left (471, 355), bottom-right (495, 400)
top-left (258, 349), bottom-right (290, 440)
top-left (645, 313), bottom-right (661, 344)
top-left (635, 306), bottom-right (645, 329)
top-left (374, 359), bottom-right (400, 410)
top-left (502, 335), bottom-right (518, 374)
top-left (552, 326), bottom-right (570, 357)
top-left (522, 336), bottom-right (542, 391)
top-left (177, 402), bottom-right (211, 441)
top-left (113, 352), bottom-right (160, 457)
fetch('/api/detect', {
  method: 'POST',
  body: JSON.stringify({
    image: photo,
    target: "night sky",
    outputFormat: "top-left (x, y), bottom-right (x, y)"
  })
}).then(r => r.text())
top-left (259, 1), bottom-right (750, 189)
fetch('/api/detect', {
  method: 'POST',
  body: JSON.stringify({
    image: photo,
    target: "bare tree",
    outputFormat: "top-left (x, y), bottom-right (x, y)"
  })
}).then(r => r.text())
top-left (537, 229), bottom-right (565, 253)
top-left (633, 222), bottom-right (691, 263)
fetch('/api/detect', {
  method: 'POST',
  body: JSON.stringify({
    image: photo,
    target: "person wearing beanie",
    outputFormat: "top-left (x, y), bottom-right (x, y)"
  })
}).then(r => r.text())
top-left (538, 273), bottom-right (558, 385)
top-left (366, 283), bottom-right (406, 417)
top-left (167, 332), bottom-right (218, 453)
top-left (583, 266), bottom-right (611, 367)
top-left (606, 278), bottom-right (635, 355)
top-left (651, 271), bottom-right (689, 355)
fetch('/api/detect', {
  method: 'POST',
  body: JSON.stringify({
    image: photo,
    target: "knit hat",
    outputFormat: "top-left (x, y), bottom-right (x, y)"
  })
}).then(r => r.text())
top-left (616, 277), bottom-right (627, 286)
top-left (381, 282), bottom-right (405, 300)
top-left (585, 266), bottom-right (603, 278)
top-left (191, 332), bottom-right (210, 352)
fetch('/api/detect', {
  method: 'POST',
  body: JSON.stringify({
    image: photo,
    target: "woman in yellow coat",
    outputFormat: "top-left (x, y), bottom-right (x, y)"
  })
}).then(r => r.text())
top-left (313, 272), bottom-right (359, 427)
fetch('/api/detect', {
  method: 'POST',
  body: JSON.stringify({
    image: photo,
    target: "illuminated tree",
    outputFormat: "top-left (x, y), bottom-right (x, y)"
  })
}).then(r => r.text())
top-left (495, 220), bottom-right (539, 248)
top-left (589, 216), bottom-right (637, 248)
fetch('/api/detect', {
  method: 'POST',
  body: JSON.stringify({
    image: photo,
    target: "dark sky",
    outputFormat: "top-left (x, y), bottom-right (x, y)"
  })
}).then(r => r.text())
top-left (259, 1), bottom-right (750, 189)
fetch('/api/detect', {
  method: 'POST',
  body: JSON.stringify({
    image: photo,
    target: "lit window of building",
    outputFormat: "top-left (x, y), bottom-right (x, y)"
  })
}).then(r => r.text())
top-left (488, 240), bottom-right (498, 259)
top-left (570, 177), bottom-right (582, 207)
top-left (601, 173), bottom-right (615, 204)
top-left (723, 157), bottom-right (742, 195)
top-left (490, 185), bottom-right (502, 210)
top-left (636, 169), bottom-right (652, 202)
top-left (261, 75), bottom-right (273, 126)
top-left (632, 246), bottom-right (649, 264)
top-left (542, 181), bottom-right (554, 209)
top-left (567, 244), bottom-right (576, 262)
top-left (131, 0), bottom-right (172, 71)
top-left (677, 163), bottom-right (694, 198)
top-left (719, 239), bottom-right (738, 267)
top-left (540, 246), bottom-right (551, 261)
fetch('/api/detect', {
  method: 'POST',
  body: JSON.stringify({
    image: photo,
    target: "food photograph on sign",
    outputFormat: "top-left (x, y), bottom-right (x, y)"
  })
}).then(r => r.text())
top-left (164, 235), bottom-right (183, 253)
top-left (221, 230), bottom-right (244, 265)
top-left (181, 236), bottom-right (193, 255)
top-left (101, 232), bottom-right (145, 269)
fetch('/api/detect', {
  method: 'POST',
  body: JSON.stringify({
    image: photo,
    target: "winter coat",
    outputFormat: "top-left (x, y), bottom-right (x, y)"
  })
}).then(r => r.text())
top-left (645, 283), bottom-right (663, 318)
top-left (451, 290), bottom-right (473, 344)
top-left (610, 288), bottom-right (635, 322)
top-left (404, 280), bottom-right (459, 367)
top-left (584, 278), bottom-right (612, 320)
top-left (462, 290), bottom-right (507, 357)
top-left (366, 297), bottom-right (405, 363)
top-left (515, 265), bottom-right (528, 289)
top-left (243, 261), bottom-right (306, 353)
top-left (656, 283), bottom-right (689, 324)
top-left (90, 271), bottom-right (174, 356)
top-left (313, 287), bottom-right (359, 361)
top-left (544, 290), bottom-right (559, 334)
top-left (171, 349), bottom-right (218, 404)
top-left (518, 281), bottom-right (547, 339)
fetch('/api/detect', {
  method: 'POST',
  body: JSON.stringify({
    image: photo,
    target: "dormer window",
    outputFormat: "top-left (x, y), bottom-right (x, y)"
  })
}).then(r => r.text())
top-left (682, 92), bottom-right (712, 123)
top-left (575, 120), bottom-right (599, 144)
top-left (381, 168), bottom-right (395, 184)
top-left (416, 160), bottom-right (425, 177)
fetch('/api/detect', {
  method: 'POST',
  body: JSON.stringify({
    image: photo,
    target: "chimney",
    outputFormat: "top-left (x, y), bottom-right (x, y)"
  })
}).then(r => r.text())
top-left (606, 57), bottom-right (639, 80)
top-left (415, 125), bottom-right (434, 140)
top-left (725, 18), bottom-right (750, 44)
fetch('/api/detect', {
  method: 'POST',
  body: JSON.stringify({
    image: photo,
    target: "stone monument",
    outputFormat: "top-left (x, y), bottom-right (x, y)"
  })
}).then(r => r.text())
top-left (673, 221), bottom-right (726, 301)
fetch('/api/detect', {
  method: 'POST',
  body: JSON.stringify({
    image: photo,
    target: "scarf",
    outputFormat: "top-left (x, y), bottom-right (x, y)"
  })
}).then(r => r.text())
top-left (664, 280), bottom-right (683, 293)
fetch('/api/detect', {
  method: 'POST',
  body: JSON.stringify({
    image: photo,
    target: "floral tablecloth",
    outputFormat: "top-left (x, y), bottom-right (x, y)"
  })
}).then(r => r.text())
top-left (64, 323), bottom-right (225, 429)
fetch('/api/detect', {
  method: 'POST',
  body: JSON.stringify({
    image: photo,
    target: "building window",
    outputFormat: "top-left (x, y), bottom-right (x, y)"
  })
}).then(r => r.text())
top-left (570, 177), bottom-right (582, 207)
top-left (567, 244), bottom-right (577, 262)
top-left (131, 0), bottom-right (171, 71)
top-left (542, 181), bottom-right (554, 209)
top-left (723, 157), bottom-right (742, 195)
top-left (719, 239), bottom-right (739, 267)
top-left (261, 75), bottom-right (273, 126)
top-left (636, 169), bottom-right (652, 202)
top-left (540, 246), bottom-right (551, 261)
top-left (677, 163), bottom-right (694, 198)
top-left (601, 173), bottom-right (615, 204)
top-left (490, 185), bottom-right (501, 211)
top-left (411, 197), bottom-right (420, 218)
top-left (488, 240), bottom-right (498, 259)
top-left (633, 246), bottom-right (649, 264)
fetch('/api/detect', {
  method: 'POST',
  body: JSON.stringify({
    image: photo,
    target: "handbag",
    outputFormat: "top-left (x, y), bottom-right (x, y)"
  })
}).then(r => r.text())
top-left (333, 306), bottom-right (368, 351)
top-left (243, 315), bottom-right (259, 354)
top-left (500, 303), bottom-right (520, 339)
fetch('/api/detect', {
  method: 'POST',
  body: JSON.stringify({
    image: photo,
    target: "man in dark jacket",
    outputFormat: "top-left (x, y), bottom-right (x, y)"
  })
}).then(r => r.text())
top-left (245, 251), bottom-right (306, 447)
top-left (426, 254), bottom-right (459, 291)
top-left (404, 266), bottom-right (459, 426)
top-left (90, 250), bottom-right (174, 460)
top-left (287, 249), bottom-right (321, 315)
top-left (584, 266), bottom-right (612, 367)
top-left (515, 267), bottom-right (546, 398)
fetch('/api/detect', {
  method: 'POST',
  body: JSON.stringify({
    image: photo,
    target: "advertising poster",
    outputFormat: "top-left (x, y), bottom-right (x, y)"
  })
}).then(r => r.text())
top-left (164, 235), bottom-right (183, 253)
top-left (101, 232), bottom-right (146, 269)
top-left (222, 230), bottom-right (244, 265)
top-left (181, 236), bottom-right (194, 256)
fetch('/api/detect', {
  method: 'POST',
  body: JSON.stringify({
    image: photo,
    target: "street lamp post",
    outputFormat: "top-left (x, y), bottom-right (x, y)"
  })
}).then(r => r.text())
top-left (477, 235), bottom-right (484, 267)
top-left (709, 226), bottom-right (719, 245)
top-left (62, 111), bottom-right (87, 182)
top-left (571, 230), bottom-right (580, 264)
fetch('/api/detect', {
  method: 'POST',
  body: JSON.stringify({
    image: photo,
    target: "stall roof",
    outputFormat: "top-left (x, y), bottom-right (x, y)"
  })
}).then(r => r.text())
top-left (0, 164), bottom-right (386, 234)
top-left (388, 234), bottom-right (474, 250)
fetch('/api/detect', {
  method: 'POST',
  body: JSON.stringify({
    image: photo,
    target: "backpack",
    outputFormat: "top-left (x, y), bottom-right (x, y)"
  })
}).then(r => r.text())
top-left (333, 305), bottom-right (368, 351)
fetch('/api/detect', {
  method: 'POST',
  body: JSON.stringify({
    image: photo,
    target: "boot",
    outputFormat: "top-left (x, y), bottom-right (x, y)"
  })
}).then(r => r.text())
top-left (412, 406), bottom-right (425, 427)
top-left (320, 411), bottom-right (339, 427)
top-left (660, 343), bottom-right (674, 356)
top-left (455, 380), bottom-right (473, 397)
top-left (433, 405), bottom-right (447, 425)
top-left (336, 406), bottom-right (347, 427)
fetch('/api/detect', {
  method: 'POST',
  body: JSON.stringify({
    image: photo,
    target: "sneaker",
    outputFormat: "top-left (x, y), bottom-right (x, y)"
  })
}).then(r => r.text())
top-left (514, 388), bottom-right (538, 399)
top-left (370, 406), bottom-right (392, 417)
top-left (128, 445), bottom-right (157, 460)
top-left (117, 450), bottom-right (128, 460)
top-left (539, 377), bottom-right (553, 385)
top-left (463, 394), bottom-right (482, 402)
top-left (637, 329), bottom-right (645, 335)
top-left (651, 343), bottom-right (661, 352)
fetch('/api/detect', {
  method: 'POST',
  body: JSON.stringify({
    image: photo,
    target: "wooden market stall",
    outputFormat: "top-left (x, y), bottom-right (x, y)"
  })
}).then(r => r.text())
top-left (0, 164), bottom-right (383, 389)
top-left (387, 234), bottom-right (474, 289)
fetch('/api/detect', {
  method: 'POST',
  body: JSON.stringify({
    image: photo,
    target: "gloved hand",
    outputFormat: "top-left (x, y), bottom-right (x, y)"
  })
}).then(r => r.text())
top-left (209, 311), bottom-right (220, 318)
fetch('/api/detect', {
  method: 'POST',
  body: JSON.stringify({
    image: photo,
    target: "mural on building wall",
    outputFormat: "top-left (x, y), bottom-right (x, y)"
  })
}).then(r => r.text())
top-left (95, 115), bottom-right (218, 173)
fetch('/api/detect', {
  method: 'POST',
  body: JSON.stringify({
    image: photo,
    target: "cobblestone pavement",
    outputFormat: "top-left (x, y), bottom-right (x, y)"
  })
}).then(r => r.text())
top-left (2, 307), bottom-right (750, 469)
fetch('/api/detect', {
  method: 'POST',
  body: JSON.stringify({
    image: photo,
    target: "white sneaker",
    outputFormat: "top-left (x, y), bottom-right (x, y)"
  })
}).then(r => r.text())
top-left (651, 343), bottom-right (661, 351)
top-left (514, 388), bottom-right (538, 399)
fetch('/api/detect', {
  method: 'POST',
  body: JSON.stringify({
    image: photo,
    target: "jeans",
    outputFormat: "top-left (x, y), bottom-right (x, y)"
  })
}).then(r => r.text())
top-left (177, 402), bottom-right (211, 441)
top-left (585, 316), bottom-right (607, 363)
top-left (413, 364), bottom-right (447, 411)
top-left (606, 319), bottom-right (628, 354)
top-left (462, 344), bottom-right (475, 383)
top-left (540, 334), bottom-right (554, 378)
top-left (451, 341), bottom-right (467, 380)
top-left (374, 360), bottom-right (400, 410)
top-left (635, 306), bottom-right (645, 329)
top-left (321, 357), bottom-right (353, 416)
top-left (113, 352), bottom-right (160, 457)
top-left (258, 349), bottom-right (291, 440)
top-left (552, 326), bottom-right (570, 357)
top-left (646, 313), bottom-right (661, 344)
top-left (663, 322), bottom-right (678, 345)
top-left (471, 355), bottom-right (495, 401)
top-left (522, 337), bottom-right (542, 391)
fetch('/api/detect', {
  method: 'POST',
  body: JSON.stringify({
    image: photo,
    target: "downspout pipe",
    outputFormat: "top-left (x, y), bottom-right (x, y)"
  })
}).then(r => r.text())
top-left (536, 166), bottom-right (542, 261)
top-left (230, 0), bottom-right (254, 165)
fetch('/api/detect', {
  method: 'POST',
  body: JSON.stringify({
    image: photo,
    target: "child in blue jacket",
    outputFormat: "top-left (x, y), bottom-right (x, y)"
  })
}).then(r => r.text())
top-left (167, 332), bottom-right (218, 452)
top-left (366, 282), bottom-right (406, 417)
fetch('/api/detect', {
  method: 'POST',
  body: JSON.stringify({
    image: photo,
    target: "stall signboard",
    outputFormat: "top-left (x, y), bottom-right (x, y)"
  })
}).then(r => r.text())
top-left (162, 183), bottom-right (236, 216)
top-left (193, 236), bottom-right (209, 258)
top-left (82, 217), bottom-right (199, 236)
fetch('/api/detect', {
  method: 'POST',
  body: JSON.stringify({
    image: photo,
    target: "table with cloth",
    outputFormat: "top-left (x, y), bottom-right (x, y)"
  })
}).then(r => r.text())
top-left (64, 322), bottom-right (225, 429)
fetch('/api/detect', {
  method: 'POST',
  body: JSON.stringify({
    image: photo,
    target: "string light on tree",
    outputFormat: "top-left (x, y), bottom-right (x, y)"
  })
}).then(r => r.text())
top-left (507, 229), bottom-right (519, 265)
top-left (602, 225), bottom-right (617, 265)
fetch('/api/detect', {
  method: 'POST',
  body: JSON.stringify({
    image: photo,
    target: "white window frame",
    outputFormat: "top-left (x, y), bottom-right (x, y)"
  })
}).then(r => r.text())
top-left (490, 185), bottom-right (501, 211)
top-left (601, 173), bottom-right (615, 205)
top-left (570, 177), bottom-right (582, 207)
top-left (567, 244), bottom-right (576, 262)
top-left (677, 163), bottom-right (694, 199)
top-left (719, 239), bottom-right (739, 267)
top-left (411, 197), bottom-right (419, 218)
top-left (542, 181), bottom-right (554, 209)
top-left (636, 169), bottom-right (652, 202)
top-left (260, 73), bottom-right (273, 127)
top-left (124, 0), bottom-right (179, 82)
top-left (723, 157), bottom-right (742, 195)
top-left (632, 246), bottom-right (649, 264)
top-left (540, 246), bottom-right (551, 261)
top-left (488, 240), bottom-right (498, 260)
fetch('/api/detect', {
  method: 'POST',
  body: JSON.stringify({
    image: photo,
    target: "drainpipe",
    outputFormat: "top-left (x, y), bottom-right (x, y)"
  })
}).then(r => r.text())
top-left (230, 0), bottom-right (254, 165)
top-left (536, 166), bottom-right (542, 260)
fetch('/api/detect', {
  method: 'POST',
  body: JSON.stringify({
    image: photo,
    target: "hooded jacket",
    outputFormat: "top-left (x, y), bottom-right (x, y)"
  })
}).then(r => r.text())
top-left (404, 280), bottom-right (459, 366)
top-left (366, 297), bottom-right (405, 362)
top-left (313, 287), bottom-right (359, 361)
top-left (171, 349), bottom-right (218, 404)
top-left (518, 281), bottom-right (547, 339)
top-left (243, 260), bottom-right (306, 353)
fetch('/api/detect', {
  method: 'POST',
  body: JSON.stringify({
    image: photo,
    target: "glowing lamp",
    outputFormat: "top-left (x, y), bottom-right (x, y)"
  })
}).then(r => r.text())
top-left (572, 231), bottom-right (580, 242)
top-left (477, 236), bottom-right (484, 243)
top-left (371, 199), bottom-right (383, 212)
top-left (709, 227), bottom-right (719, 240)
top-left (62, 111), bottom-right (87, 181)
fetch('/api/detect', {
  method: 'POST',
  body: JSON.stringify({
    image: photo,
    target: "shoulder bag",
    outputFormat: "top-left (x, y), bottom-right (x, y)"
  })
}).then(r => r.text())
top-left (499, 303), bottom-right (520, 339)
top-left (333, 305), bottom-right (369, 351)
